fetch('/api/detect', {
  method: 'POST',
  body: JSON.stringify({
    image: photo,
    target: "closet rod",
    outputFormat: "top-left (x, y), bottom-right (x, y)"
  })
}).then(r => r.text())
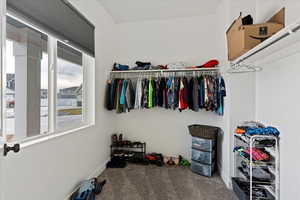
top-left (110, 68), bottom-right (220, 74)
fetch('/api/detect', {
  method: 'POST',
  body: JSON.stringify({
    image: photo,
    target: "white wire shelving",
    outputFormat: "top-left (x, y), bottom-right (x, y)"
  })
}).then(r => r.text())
top-left (109, 67), bottom-right (221, 78)
top-left (228, 17), bottom-right (300, 73)
top-left (109, 67), bottom-right (220, 74)
top-left (231, 17), bottom-right (300, 65)
top-left (234, 134), bottom-right (280, 200)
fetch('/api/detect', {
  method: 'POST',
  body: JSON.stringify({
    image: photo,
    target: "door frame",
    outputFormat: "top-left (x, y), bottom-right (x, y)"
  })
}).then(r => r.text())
top-left (0, 0), bottom-right (6, 199)
top-left (0, 0), bottom-right (6, 140)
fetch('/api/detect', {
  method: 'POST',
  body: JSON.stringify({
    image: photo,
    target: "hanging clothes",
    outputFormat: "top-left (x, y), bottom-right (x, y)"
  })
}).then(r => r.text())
top-left (157, 78), bottom-right (164, 107)
top-left (134, 78), bottom-right (143, 109)
top-left (192, 78), bottom-right (199, 112)
top-left (164, 78), bottom-right (169, 109)
top-left (198, 76), bottom-right (205, 109)
top-left (179, 78), bottom-right (188, 111)
top-left (148, 79), bottom-right (154, 108)
top-left (125, 79), bottom-right (135, 112)
top-left (174, 77), bottom-right (180, 110)
top-left (142, 79), bottom-right (148, 108)
top-left (188, 78), bottom-right (194, 110)
top-left (115, 79), bottom-right (122, 113)
top-left (105, 73), bottom-right (226, 116)
top-left (105, 80), bottom-right (113, 110)
top-left (217, 76), bottom-right (226, 116)
top-left (167, 77), bottom-right (175, 109)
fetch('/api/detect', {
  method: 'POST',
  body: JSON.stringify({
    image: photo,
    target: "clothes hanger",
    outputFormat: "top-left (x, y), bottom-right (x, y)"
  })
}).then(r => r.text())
top-left (227, 63), bottom-right (262, 74)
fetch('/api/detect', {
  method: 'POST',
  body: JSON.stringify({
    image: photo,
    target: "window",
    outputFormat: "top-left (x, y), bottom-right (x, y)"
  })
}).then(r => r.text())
top-left (57, 41), bottom-right (84, 131)
top-left (5, 15), bottom-right (49, 140)
top-left (0, 14), bottom-right (95, 142)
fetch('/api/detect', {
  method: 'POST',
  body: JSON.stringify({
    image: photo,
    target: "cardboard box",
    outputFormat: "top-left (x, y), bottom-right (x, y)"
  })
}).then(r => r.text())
top-left (226, 8), bottom-right (285, 61)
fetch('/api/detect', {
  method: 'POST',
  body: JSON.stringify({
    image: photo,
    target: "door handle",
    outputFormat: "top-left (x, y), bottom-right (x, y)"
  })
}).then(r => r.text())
top-left (3, 143), bottom-right (20, 156)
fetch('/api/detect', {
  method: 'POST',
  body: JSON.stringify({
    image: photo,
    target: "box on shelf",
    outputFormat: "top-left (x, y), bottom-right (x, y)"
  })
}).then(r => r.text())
top-left (226, 8), bottom-right (285, 61)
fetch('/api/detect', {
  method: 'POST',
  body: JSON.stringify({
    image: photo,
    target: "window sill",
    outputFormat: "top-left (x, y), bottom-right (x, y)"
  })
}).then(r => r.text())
top-left (0, 123), bottom-right (95, 150)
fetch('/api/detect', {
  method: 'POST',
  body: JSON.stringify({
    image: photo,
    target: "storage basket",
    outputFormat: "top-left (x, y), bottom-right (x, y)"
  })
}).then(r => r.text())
top-left (188, 124), bottom-right (219, 140)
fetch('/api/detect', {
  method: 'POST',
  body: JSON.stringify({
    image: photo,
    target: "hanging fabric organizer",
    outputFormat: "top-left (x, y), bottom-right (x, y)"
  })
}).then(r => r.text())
top-left (105, 68), bottom-right (226, 116)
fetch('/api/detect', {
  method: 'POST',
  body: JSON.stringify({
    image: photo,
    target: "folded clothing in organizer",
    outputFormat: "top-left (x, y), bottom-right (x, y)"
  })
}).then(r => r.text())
top-left (235, 121), bottom-right (280, 136)
top-left (234, 146), bottom-right (270, 161)
top-left (239, 161), bottom-right (273, 182)
top-left (246, 127), bottom-right (280, 136)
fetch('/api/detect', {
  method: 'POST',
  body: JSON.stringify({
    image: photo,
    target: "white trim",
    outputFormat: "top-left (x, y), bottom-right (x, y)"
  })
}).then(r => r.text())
top-left (48, 36), bottom-right (57, 133)
top-left (0, 4), bottom-right (6, 200)
top-left (83, 54), bottom-right (95, 125)
top-left (0, 13), bottom-right (96, 142)
top-left (1, 0), bottom-right (6, 141)
top-left (18, 123), bottom-right (94, 149)
top-left (63, 158), bottom-right (109, 200)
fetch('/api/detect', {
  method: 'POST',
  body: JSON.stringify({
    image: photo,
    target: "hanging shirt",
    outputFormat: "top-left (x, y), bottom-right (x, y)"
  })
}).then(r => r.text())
top-left (188, 78), bottom-right (194, 110)
top-left (198, 76), bottom-right (205, 109)
top-left (148, 79), bottom-right (154, 108)
top-left (217, 77), bottom-right (226, 115)
top-left (120, 80), bottom-right (126, 105)
top-left (158, 78), bottom-right (164, 107)
top-left (134, 78), bottom-right (142, 109)
top-left (126, 79), bottom-right (135, 111)
top-left (116, 80), bottom-right (122, 113)
top-left (111, 79), bottom-right (117, 110)
top-left (153, 79), bottom-right (158, 107)
top-left (179, 78), bottom-right (188, 111)
top-left (183, 77), bottom-right (189, 110)
top-left (105, 80), bottom-right (113, 110)
top-left (167, 77), bottom-right (175, 109)
top-left (164, 78), bottom-right (169, 109)
top-left (204, 76), bottom-right (209, 110)
top-left (142, 79), bottom-right (148, 108)
top-left (174, 77), bottom-right (180, 109)
top-left (192, 78), bottom-right (199, 112)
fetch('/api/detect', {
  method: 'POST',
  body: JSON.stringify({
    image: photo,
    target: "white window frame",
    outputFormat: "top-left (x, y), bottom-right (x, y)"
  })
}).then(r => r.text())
top-left (55, 39), bottom-right (86, 133)
top-left (0, 7), bottom-right (95, 144)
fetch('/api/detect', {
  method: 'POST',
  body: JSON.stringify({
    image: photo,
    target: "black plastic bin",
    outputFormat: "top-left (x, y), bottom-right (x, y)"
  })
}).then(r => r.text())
top-left (232, 177), bottom-right (275, 200)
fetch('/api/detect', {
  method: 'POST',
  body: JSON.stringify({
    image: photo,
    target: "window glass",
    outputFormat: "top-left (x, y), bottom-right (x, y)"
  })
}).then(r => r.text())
top-left (57, 41), bottom-right (83, 130)
top-left (5, 16), bottom-right (48, 139)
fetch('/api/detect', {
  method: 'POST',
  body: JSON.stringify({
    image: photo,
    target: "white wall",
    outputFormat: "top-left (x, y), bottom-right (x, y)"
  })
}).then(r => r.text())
top-left (1, 1), bottom-right (117, 200)
top-left (113, 14), bottom-right (235, 185)
top-left (255, 1), bottom-right (300, 199)
top-left (215, 0), bottom-right (258, 185)
top-left (256, 51), bottom-right (300, 200)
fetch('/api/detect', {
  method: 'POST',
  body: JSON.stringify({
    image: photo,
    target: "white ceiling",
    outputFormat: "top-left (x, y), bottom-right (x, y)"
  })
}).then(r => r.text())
top-left (98, 0), bottom-right (221, 23)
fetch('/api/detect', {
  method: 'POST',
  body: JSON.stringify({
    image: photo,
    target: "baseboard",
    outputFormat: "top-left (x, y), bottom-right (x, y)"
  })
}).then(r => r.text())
top-left (88, 158), bottom-right (109, 179)
top-left (64, 158), bottom-right (110, 200)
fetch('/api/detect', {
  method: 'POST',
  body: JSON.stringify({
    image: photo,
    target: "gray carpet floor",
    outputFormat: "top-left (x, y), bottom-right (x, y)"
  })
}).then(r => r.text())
top-left (96, 164), bottom-right (236, 200)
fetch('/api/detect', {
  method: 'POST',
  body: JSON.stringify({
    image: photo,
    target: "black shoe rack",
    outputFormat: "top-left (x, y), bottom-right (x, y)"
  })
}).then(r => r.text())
top-left (110, 142), bottom-right (146, 162)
